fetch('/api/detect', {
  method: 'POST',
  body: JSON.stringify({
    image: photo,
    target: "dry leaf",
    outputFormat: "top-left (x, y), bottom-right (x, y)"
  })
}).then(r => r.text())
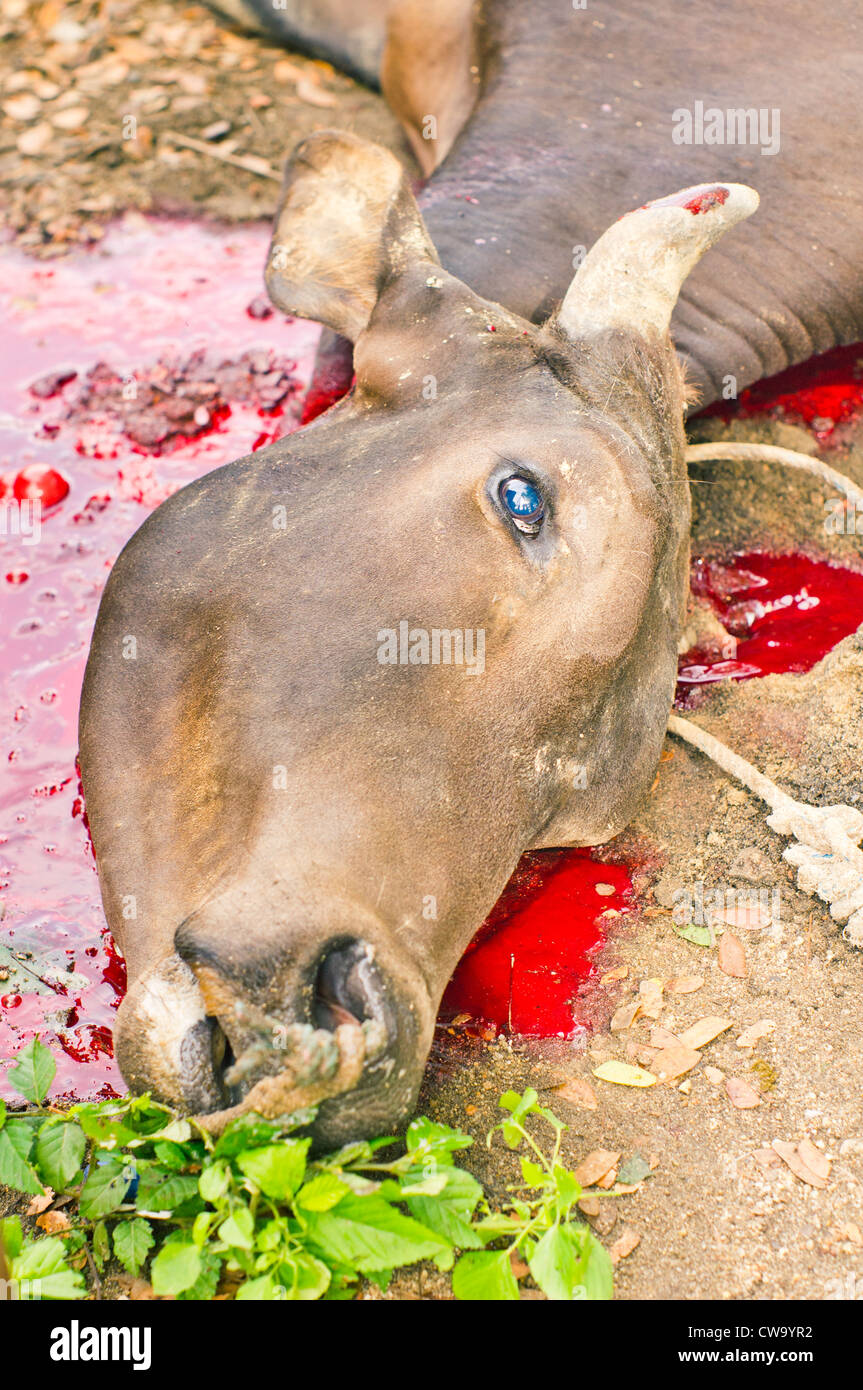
top-left (771, 1139), bottom-right (828, 1188)
top-left (649, 1026), bottom-right (682, 1048)
top-left (600, 965), bottom-right (628, 984)
top-left (117, 1275), bottom-right (159, 1300)
top-left (652, 1044), bottom-right (702, 1081)
top-left (552, 1076), bottom-right (598, 1110)
top-left (26, 1189), bottom-right (55, 1215)
top-left (610, 999), bottom-right (641, 1032)
top-left (665, 975), bottom-right (704, 995)
top-left (718, 931), bottom-right (746, 978)
top-left (677, 1016), bottom-right (732, 1050)
top-left (573, 1150), bottom-right (621, 1188)
top-left (736, 1019), bottom-right (776, 1048)
top-left (510, 1252), bottom-right (529, 1279)
top-left (725, 1076), bottom-right (762, 1109)
top-left (609, 1228), bottom-right (641, 1263)
top-left (797, 1139), bottom-right (831, 1183)
top-left (36, 1210), bottom-right (70, 1234)
top-left (719, 901), bottom-right (772, 930)
top-left (751, 1147), bottom-right (782, 1169)
top-left (578, 1196), bottom-right (600, 1217)
top-left (637, 978), bottom-right (665, 1018)
top-left (592, 1060), bottom-right (657, 1088)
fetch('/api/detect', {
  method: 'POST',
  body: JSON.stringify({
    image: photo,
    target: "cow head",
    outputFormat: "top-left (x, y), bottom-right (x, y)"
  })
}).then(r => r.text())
top-left (81, 133), bottom-right (756, 1143)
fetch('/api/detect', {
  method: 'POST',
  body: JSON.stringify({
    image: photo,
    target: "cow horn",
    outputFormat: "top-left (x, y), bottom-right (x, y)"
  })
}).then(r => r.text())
top-left (557, 183), bottom-right (759, 341)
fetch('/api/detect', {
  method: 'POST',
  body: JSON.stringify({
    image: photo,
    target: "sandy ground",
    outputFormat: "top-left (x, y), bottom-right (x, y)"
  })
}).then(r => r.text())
top-left (3, 0), bottom-right (863, 1302)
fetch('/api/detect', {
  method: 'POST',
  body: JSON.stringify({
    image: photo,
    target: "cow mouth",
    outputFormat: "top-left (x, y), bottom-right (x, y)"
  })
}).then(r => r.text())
top-left (189, 938), bottom-right (393, 1130)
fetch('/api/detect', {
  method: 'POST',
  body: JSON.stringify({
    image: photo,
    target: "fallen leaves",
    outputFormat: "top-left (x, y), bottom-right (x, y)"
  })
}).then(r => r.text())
top-left (551, 1076), bottom-right (598, 1110)
top-left (771, 1139), bottom-right (830, 1188)
top-left (609, 1228), bottom-right (641, 1263)
top-left (677, 1016), bottom-right (732, 1050)
top-left (592, 1060), bottom-right (656, 1088)
top-left (736, 1019), bottom-right (775, 1048)
top-left (725, 1076), bottom-right (762, 1109)
top-left (718, 931), bottom-right (747, 978)
top-left (573, 1150), bottom-right (620, 1188)
top-left (651, 1044), bottom-right (702, 1082)
top-left (665, 975), bottom-right (704, 995)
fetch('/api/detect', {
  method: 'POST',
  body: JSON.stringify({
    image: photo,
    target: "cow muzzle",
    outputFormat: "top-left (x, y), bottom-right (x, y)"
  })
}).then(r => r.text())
top-left (114, 922), bottom-right (434, 1144)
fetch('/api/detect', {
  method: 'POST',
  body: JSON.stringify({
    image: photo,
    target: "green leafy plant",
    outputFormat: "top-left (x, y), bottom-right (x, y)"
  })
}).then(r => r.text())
top-left (0, 1038), bottom-right (616, 1302)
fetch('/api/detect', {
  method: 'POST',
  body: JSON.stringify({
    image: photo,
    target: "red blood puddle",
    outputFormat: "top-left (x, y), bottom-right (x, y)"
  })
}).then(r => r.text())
top-left (676, 552), bottom-right (863, 708)
top-left (0, 217), bottom-right (320, 1102)
top-left (442, 850), bottom-right (633, 1040)
top-left (701, 342), bottom-right (863, 444)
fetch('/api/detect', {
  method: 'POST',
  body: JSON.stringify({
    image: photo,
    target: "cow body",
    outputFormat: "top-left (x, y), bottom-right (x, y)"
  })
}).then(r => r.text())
top-left (79, 0), bottom-right (863, 1139)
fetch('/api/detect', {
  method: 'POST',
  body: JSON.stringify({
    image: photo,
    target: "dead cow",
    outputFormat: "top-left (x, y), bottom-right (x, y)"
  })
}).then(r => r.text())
top-left (80, 0), bottom-right (863, 1140)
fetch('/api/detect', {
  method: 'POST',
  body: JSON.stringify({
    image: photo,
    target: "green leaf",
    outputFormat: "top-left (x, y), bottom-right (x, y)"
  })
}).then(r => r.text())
top-left (277, 1253), bottom-right (332, 1301)
top-left (213, 1113), bottom-right (290, 1158)
top-left (617, 1153), bottom-right (652, 1185)
top-left (452, 1249), bottom-right (520, 1301)
top-left (153, 1140), bottom-right (193, 1170)
top-left (0, 1098), bottom-right (6, 1129)
top-left (136, 1169), bottom-right (199, 1213)
top-left (550, 1164), bottom-right (581, 1216)
top-left (235, 1272), bottom-right (284, 1301)
top-left (35, 1121), bottom-right (86, 1191)
top-left (7, 1038), bottom-right (56, 1104)
top-left (151, 1238), bottom-right (202, 1296)
top-left (579, 1229), bottom-right (614, 1301)
top-left (520, 1157), bottom-right (546, 1186)
top-left (406, 1166), bottom-right (484, 1250)
top-left (0, 1215), bottom-right (23, 1260)
top-left (79, 1161), bottom-right (130, 1219)
top-left (295, 1172), bottom-right (351, 1212)
top-left (405, 1118), bottom-right (473, 1158)
top-left (304, 1192), bottom-right (449, 1274)
top-left (176, 1247), bottom-right (222, 1301)
top-left (92, 1221), bottom-right (110, 1273)
top-left (529, 1224), bottom-right (583, 1301)
top-left (75, 1107), bottom-right (139, 1149)
top-left (236, 1140), bottom-right (310, 1201)
top-left (198, 1161), bottom-right (231, 1204)
top-left (113, 1219), bottom-right (155, 1278)
top-left (671, 920), bottom-right (713, 947)
top-left (0, 1121), bottom-right (43, 1194)
top-left (217, 1206), bottom-right (255, 1251)
top-left (10, 1236), bottom-right (87, 1301)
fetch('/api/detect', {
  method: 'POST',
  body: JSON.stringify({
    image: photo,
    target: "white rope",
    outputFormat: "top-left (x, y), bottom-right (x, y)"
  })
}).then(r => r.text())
top-left (667, 713), bottom-right (863, 945)
top-left (685, 442), bottom-right (863, 509)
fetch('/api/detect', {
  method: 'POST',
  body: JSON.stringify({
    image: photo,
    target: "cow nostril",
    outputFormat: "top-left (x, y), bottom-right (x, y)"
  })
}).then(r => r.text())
top-left (312, 939), bottom-right (381, 1032)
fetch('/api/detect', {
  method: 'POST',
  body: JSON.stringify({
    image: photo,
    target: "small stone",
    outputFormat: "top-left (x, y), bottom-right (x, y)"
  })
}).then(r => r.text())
top-left (595, 882), bottom-right (615, 896)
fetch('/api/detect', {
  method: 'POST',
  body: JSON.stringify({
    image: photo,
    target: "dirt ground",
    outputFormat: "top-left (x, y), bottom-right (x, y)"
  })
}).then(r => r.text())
top-left (3, 0), bottom-right (863, 1303)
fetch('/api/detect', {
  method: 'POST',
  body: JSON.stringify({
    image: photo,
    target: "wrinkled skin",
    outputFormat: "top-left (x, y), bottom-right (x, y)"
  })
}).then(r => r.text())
top-left (224, 0), bottom-right (863, 402)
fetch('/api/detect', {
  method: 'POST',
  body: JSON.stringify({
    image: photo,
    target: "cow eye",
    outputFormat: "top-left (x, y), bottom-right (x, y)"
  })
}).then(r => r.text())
top-left (499, 475), bottom-right (545, 534)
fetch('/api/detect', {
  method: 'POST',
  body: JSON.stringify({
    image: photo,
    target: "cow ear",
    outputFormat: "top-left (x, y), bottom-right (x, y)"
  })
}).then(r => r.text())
top-left (265, 131), bottom-right (439, 342)
top-left (555, 183), bottom-right (759, 343)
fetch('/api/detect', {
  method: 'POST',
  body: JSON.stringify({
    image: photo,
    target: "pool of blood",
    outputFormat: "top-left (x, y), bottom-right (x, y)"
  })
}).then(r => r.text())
top-left (441, 850), bottom-right (632, 1038)
top-left (2, 223), bottom-right (863, 1098)
top-left (700, 341), bottom-right (863, 444)
top-left (0, 217), bottom-right (320, 1102)
top-left (676, 552), bottom-right (863, 703)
